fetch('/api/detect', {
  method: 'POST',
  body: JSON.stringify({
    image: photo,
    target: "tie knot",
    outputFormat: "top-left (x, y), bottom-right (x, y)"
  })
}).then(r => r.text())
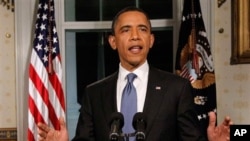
top-left (126, 73), bottom-right (137, 83)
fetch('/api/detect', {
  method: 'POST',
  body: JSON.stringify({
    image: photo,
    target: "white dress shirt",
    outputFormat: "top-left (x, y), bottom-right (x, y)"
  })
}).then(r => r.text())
top-left (116, 61), bottom-right (149, 113)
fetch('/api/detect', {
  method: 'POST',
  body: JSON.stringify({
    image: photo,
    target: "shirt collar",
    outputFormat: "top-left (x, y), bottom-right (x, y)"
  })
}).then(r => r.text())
top-left (118, 61), bottom-right (149, 81)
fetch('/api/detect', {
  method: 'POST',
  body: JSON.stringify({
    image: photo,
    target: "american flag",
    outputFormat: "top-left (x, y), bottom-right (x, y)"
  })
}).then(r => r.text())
top-left (28, 0), bottom-right (65, 141)
top-left (175, 0), bottom-right (217, 138)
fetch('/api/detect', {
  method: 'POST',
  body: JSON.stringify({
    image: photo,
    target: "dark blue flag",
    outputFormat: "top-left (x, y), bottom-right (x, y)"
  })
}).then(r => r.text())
top-left (175, 0), bottom-right (217, 138)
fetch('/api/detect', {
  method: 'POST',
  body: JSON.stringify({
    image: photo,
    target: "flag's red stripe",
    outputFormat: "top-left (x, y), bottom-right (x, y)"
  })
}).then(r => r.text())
top-left (28, 94), bottom-right (44, 141)
top-left (29, 64), bottom-right (49, 107)
top-left (29, 64), bottom-right (59, 128)
top-left (49, 71), bottom-right (65, 110)
top-left (47, 99), bottom-right (61, 129)
top-left (28, 128), bottom-right (35, 141)
top-left (28, 95), bottom-right (45, 124)
top-left (180, 66), bottom-right (191, 79)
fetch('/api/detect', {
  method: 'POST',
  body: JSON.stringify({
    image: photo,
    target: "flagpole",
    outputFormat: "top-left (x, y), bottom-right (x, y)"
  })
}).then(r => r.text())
top-left (191, 0), bottom-right (199, 74)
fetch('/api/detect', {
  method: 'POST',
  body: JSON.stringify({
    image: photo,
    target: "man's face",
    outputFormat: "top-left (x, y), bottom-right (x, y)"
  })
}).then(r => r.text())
top-left (109, 11), bottom-right (154, 71)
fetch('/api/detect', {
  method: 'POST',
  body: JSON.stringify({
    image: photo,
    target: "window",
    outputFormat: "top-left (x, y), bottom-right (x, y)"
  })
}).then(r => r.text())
top-left (65, 0), bottom-right (173, 21)
top-left (63, 0), bottom-right (181, 139)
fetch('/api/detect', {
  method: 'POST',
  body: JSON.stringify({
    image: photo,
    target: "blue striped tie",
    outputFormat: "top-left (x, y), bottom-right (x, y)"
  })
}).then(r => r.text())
top-left (121, 73), bottom-right (137, 141)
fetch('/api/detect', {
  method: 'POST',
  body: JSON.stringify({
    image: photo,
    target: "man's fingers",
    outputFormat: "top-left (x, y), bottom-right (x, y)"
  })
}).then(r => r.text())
top-left (37, 118), bottom-right (66, 141)
top-left (38, 127), bottom-right (47, 137)
top-left (37, 122), bottom-right (53, 141)
top-left (47, 128), bottom-right (56, 137)
top-left (223, 116), bottom-right (233, 126)
top-left (38, 122), bottom-right (51, 132)
top-left (208, 111), bottom-right (216, 128)
top-left (59, 117), bottom-right (66, 129)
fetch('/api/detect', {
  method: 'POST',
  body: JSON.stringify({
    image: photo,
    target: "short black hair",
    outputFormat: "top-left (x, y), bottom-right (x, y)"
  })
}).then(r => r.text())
top-left (111, 6), bottom-right (152, 35)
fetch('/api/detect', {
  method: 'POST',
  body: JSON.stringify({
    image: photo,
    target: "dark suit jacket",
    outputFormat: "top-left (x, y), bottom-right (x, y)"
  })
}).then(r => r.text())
top-left (72, 66), bottom-right (206, 141)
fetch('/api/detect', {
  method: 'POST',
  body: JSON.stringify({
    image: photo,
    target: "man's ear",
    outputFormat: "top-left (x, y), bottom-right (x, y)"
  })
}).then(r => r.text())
top-left (150, 34), bottom-right (155, 48)
top-left (108, 35), bottom-right (117, 50)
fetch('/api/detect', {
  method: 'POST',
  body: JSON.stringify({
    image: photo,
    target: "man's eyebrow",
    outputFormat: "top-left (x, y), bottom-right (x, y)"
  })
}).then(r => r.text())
top-left (119, 25), bottom-right (131, 30)
top-left (137, 24), bottom-right (149, 29)
top-left (119, 24), bottom-right (149, 31)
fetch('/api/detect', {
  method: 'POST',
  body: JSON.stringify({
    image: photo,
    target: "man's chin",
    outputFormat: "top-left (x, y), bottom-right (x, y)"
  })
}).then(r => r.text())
top-left (129, 60), bottom-right (144, 67)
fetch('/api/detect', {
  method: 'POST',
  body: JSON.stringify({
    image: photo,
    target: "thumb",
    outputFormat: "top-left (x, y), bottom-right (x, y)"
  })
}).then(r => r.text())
top-left (59, 117), bottom-right (66, 130)
top-left (208, 112), bottom-right (216, 129)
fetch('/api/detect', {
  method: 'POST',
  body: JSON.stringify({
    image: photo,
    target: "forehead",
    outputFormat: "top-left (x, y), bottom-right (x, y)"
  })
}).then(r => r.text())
top-left (115, 11), bottom-right (150, 27)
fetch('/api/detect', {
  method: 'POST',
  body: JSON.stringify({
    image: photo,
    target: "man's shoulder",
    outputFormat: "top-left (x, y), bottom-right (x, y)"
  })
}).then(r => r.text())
top-left (149, 66), bottom-right (189, 83)
top-left (86, 71), bottom-right (118, 89)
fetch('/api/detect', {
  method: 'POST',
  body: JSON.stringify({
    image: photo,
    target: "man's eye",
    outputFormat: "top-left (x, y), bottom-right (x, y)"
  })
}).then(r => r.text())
top-left (140, 27), bottom-right (147, 32)
top-left (121, 28), bottom-right (129, 33)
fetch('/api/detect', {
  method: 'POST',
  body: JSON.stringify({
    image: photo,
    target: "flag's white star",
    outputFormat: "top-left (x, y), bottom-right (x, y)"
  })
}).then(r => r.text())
top-left (199, 31), bottom-right (207, 37)
top-left (182, 16), bottom-right (186, 21)
top-left (44, 4), bottom-right (48, 10)
top-left (44, 45), bottom-right (49, 52)
top-left (53, 37), bottom-right (57, 43)
top-left (53, 27), bottom-right (57, 34)
top-left (43, 55), bottom-right (48, 62)
top-left (38, 4), bottom-right (42, 9)
top-left (37, 34), bottom-right (43, 41)
top-left (36, 43), bottom-right (42, 51)
top-left (52, 47), bottom-right (57, 53)
top-left (203, 114), bottom-right (207, 119)
top-left (197, 115), bottom-right (202, 120)
top-left (40, 24), bottom-right (46, 30)
top-left (42, 14), bottom-right (47, 21)
top-left (198, 13), bottom-right (202, 18)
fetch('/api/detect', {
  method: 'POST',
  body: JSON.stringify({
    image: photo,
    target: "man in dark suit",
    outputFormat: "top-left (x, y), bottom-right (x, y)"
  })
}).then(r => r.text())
top-left (38, 6), bottom-right (232, 141)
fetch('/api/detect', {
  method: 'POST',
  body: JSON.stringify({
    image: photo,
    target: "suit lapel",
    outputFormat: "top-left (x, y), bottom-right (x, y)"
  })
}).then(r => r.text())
top-left (101, 72), bottom-right (119, 124)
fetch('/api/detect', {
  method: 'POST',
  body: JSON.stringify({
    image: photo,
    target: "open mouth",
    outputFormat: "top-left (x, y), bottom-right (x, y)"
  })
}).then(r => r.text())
top-left (129, 46), bottom-right (142, 53)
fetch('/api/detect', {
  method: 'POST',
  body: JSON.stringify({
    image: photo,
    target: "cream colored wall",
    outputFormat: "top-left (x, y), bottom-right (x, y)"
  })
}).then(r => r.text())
top-left (0, 5), bottom-right (16, 128)
top-left (213, 0), bottom-right (250, 124)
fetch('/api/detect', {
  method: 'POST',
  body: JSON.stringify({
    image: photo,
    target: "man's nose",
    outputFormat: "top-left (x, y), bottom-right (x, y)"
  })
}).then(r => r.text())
top-left (130, 29), bottom-right (140, 41)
